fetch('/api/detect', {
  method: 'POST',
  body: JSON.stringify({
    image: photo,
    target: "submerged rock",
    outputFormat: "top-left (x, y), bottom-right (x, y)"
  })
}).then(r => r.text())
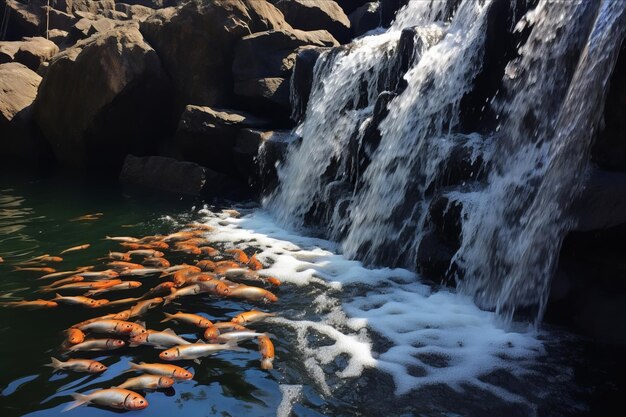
top-left (33, 25), bottom-right (174, 171)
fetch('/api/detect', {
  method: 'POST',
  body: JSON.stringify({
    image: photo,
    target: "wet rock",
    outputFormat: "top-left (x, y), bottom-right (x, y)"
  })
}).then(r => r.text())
top-left (274, 0), bottom-right (351, 43)
top-left (119, 154), bottom-right (207, 196)
top-left (349, 1), bottom-right (381, 38)
top-left (141, 0), bottom-right (287, 110)
top-left (176, 105), bottom-right (272, 177)
top-left (416, 231), bottom-right (457, 283)
top-left (12, 37), bottom-right (59, 71)
top-left (290, 46), bottom-right (327, 122)
top-left (0, 62), bottom-right (49, 164)
top-left (33, 25), bottom-right (175, 171)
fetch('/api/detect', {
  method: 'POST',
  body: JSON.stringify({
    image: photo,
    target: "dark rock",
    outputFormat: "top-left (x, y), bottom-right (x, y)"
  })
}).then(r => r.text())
top-left (290, 46), bottom-right (327, 122)
top-left (335, 0), bottom-right (370, 15)
top-left (115, 4), bottom-right (154, 22)
top-left (0, 42), bottom-right (20, 63)
top-left (47, 29), bottom-right (69, 46)
top-left (176, 105), bottom-right (272, 178)
top-left (234, 77), bottom-right (291, 114)
top-left (274, 0), bottom-right (351, 43)
top-left (0, 62), bottom-right (49, 165)
top-left (46, 8), bottom-right (77, 33)
top-left (119, 154), bottom-right (207, 196)
top-left (1, 0), bottom-right (42, 40)
top-left (33, 25), bottom-right (175, 171)
top-left (416, 231), bottom-right (457, 281)
top-left (380, 0), bottom-right (409, 27)
top-left (570, 168), bottom-right (626, 232)
top-left (243, 0), bottom-right (292, 32)
top-left (70, 16), bottom-right (118, 41)
top-left (255, 129), bottom-right (296, 193)
top-left (349, 1), bottom-right (381, 38)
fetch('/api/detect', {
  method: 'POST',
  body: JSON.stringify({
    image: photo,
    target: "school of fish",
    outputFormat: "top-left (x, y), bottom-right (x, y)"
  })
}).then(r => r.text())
top-left (0, 210), bottom-right (279, 412)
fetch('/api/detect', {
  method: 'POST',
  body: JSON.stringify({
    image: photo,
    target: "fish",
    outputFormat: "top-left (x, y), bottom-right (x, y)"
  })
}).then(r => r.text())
top-left (18, 256), bottom-right (63, 265)
top-left (227, 285), bottom-right (278, 303)
top-left (64, 388), bottom-right (147, 411)
top-left (0, 256), bottom-right (3, 263)
top-left (265, 276), bottom-right (282, 286)
top-left (161, 312), bottom-right (213, 328)
top-left (37, 267), bottom-right (93, 280)
top-left (215, 330), bottom-right (266, 344)
top-left (196, 260), bottom-right (216, 271)
top-left (173, 244), bottom-right (201, 255)
top-left (78, 320), bottom-right (137, 335)
top-left (66, 328), bottom-right (86, 345)
top-left (106, 252), bottom-right (132, 261)
top-left (14, 266), bottom-right (56, 273)
top-left (248, 254), bottom-right (264, 271)
top-left (231, 310), bottom-right (276, 325)
top-left (163, 284), bottom-right (202, 305)
top-left (60, 244), bottom-right (90, 254)
top-left (222, 268), bottom-right (275, 287)
top-left (115, 375), bottom-right (175, 391)
top-left (84, 281), bottom-right (141, 296)
top-left (199, 246), bottom-right (219, 257)
top-left (41, 279), bottom-right (122, 292)
top-left (129, 328), bottom-right (192, 348)
top-left (71, 310), bottom-right (132, 328)
top-left (203, 326), bottom-right (220, 340)
top-left (172, 270), bottom-right (209, 287)
top-left (107, 261), bottom-right (145, 270)
top-left (222, 209), bottom-right (240, 218)
top-left (139, 282), bottom-right (175, 299)
top-left (162, 264), bottom-right (201, 275)
top-left (129, 321), bottom-right (148, 337)
top-left (47, 357), bottom-right (106, 373)
top-left (258, 335), bottom-right (275, 369)
top-left (142, 257), bottom-right (170, 268)
top-left (44, 276), bottom-right (85, 288)
top-left (119, 268), bottom-right (163, 278)
top-left (127, 297), bottom-right (163, 318)
top-left (212, 322), bottom-right (249, 332)
top-left (106, 297), bottom-right (142, 307)
top-left (127, 249), bottom-right (164, 258)
top-left (163, 231), bottom-right (203, 242)
top-left (215, 260), bottom-right (241, 269)
top-left (184, 222), bottom-right (214, 231)
top-left (225, 249), bottom-right (250, 264)
top-left (53, 294), bottom-right (105, 308)
top-left (68, 338), bottom-right (126, 352)
top-left (77, 269), bottom-right (119, 279)
top-left (125, 361), bottom-right (193, 380)
top-left (159, 339), bottom-right (244, 363)
top-left (121, 241), bottom-right (169, 250)
top-left (70, 213), bottom-right (103, 221)
top-left (197, 279), bottom-right (231, 296)
top-left (105, 236), bottom-right (141, 243)
top-left (176, 238), bottom-right (209, 246)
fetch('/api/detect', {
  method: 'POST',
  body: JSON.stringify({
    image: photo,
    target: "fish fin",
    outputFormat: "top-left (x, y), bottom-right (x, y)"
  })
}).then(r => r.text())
top-left (63, 393), bottom-right (90, 412)
top-left (226, 339), bottom-right (246, 352)
top-left (160, 312), bottom-right (174, 323)
top-left (162, 328), bottom-right (176, 335)
top-left (135, 320), bottom-right (146, 328)
top-left (195, 339), bottom-right (206, 344)
top-left (122, 361), bottom-right (139, 373)
top-left (193, 359), bottom-right (201, 364)
top-left (55, 293), bottom-right (62, 299)
top-left (46, 357), bottom-right (64, 369)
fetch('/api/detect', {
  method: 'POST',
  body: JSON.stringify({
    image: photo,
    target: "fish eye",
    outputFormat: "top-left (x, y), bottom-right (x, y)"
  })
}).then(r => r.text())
top-left (140, 401), bottom-right (144, 404)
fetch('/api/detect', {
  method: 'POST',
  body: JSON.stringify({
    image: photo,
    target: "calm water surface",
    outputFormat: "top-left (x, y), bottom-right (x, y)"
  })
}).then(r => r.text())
top-left (0, 174), bottom-right (624, 417)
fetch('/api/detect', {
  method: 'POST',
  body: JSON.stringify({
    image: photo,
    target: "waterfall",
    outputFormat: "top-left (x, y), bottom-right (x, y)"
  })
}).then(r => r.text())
top-left (267, 0), bottom-right (626, 321)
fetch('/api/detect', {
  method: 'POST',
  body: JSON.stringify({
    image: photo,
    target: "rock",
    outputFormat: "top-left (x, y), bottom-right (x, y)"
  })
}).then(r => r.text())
top-left (349, 1), bottom-right (381, 37)
top-left (335, 0), bottom-right (371, 15)
top-left (140, 1), bottom-right (252, 108)
top-left (1, 0), bottom-right (42, 40)
top-left (33, 25), bottom-right (175, 171)
top-left (234, 77), bottom-right (290, 114)
top-left (274, 0), bottom-right (351, 43)
top-left (0, 42), bottom-right (20, 64)
top-left (289, 46), bottom-right (327, 122)
top-left (0, 62), bottom-right (49, 164)
top-left (176, 105), bottom-right (272, 177)
top-left (47, 29), bottom-right (69, 46)
top-left (119, 154), bottom-right (207, 196)
top-left (46, 8), bottom-right (77, 33)
top-left (70, 16), bottom-right (118, 40)
top-left (243, 0), bottom-right (292, 31)
top-left (101, 10), bottom-right (129, 20)
top-left (116, 4), bottom-right (154, 22)
top-left (13, 37), bottom-right (59, 71)
top-left (67, 0), bottom-right (116, 15)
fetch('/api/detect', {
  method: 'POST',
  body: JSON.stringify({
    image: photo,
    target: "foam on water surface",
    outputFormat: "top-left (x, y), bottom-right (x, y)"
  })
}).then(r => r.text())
top-left (193, 208), bottom-right (545, 400)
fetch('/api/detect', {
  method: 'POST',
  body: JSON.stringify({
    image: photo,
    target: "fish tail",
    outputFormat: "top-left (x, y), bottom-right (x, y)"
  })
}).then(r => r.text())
top-left (160, 312), bottom-right (174, 323)
top-left (46, 357), bottom-right (64, 369)
top-left (122, 361), bottom-right (139, 373)
top-left (226, 339), bottom-right (246, 352)
top-left (260, 358), bottom-right (273, 370)
top-left (63, 393), bottom-right (90, 412)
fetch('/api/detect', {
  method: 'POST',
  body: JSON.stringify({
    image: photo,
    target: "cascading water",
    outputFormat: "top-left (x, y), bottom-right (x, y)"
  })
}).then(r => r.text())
top-left (267, 0), bottom-right (626, 322)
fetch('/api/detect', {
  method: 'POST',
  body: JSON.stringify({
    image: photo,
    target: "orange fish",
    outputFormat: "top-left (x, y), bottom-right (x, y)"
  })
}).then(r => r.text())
top-left (231, 310), bottom-right (276, 325)
top-left (65, 388), bottom-right (147, 411)
top-left (227, 285), bottom-right (278, 303)
top-left (0, 299), bottom-right (58, 308)
top-left (185, 222), bottom-right (214, 231)
top-left (126, 361), bottom-right (193, 380)
top-left (203, 326), bottom-right (220, 340)
top-left (107, 261), bottom-right (145, 270)
top-left (196, 260), bottom-right (216, 271)
top-left (212, 322), bottom-right (249, 332)
top-left (140, 281), bottom-right (175, 299)
top-left (47, 357), bottom-right (106, 373)
top-left (107, 252), bottom-right (132, 261)
top-left (116, 375), bottom-right (174, 390)
top-left (161, 312), bottom-right (213, 328)
top-left (70, 213), bottom-right (103, 221)
top-left (173, 244), bottom-right (201, 255)
top-left (66, 328), bottom-right (86, 345)
top-left (69, 338), bottom-right (125, 352)
top-left (53, 294), bottom-right (106, 308)
top-left (199, 246), bottom-right (219, 257)
top-left (226, 249), bottom-right (250, 264)
top-left (197, 279), bottom-right (231, 296)
top-left (14, 266), bottom-right (57, 273)
top-left (258, 335), bottom-right (275, 369)
top-left (248, 254), bottom-right (264, 271)
top-left (46, 276), bottom-right (85, 288)
top-left (142, 257), bottom-right (170, 268)
top-left (60, 244), bottom-right (90, 254)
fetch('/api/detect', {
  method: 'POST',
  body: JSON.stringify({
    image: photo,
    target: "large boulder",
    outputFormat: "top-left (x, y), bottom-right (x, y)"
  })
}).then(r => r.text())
top-left (115, 3), bottom-right (155, 22)
top-left (141, 0), bottom-right (288, 109)
top-left (33, 25), bottom-right (175, 171)
top-left (12, 37), bottom-right (59, 71)
top-left (0, 0), bottom-right (42, 40)
top-left (47, 8), bottom-right (78, 33)
top-left (0, 62), bottom-right (49, 164)
top-left (176, 105), bottom-right (272, 177)
top-left (274, 0), bottom-right (351, 43)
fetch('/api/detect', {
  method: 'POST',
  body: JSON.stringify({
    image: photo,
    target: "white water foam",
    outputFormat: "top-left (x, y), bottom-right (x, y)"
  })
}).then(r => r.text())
top-left (277, 384), bottom-right (303, 417)
top-left (196, 208), bottom-right (545, 398)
